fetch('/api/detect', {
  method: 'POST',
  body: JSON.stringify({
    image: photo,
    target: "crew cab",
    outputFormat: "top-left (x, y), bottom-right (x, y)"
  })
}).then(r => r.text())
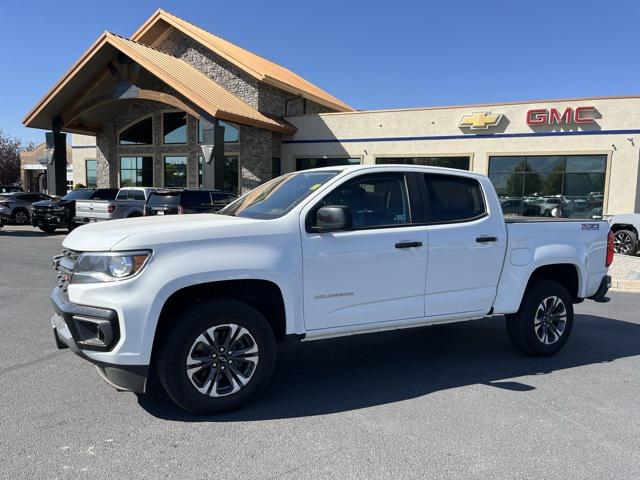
top-left (50, 165), bottom-right (613, 414)
top-left (74, 187), bottom-right (155, 225)
top-left (31, 188), bottom-right (118, 233)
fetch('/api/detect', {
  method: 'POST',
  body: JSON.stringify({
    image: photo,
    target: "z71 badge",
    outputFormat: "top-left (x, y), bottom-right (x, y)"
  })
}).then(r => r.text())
top-left (581, 223), bottom-right (600, 230)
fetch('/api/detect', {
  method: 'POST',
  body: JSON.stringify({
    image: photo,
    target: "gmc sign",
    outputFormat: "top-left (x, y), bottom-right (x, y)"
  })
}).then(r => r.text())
top-left (526, 106), bottom-right (596, 126)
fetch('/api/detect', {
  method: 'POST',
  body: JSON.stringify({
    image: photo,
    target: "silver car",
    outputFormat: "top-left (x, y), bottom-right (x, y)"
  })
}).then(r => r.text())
top-left (0, 192), bottom-right (53, 225)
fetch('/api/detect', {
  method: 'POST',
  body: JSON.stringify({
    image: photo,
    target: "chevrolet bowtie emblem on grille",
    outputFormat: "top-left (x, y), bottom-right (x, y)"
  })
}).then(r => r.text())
top-left (459, 111), bottom-right (503, 130)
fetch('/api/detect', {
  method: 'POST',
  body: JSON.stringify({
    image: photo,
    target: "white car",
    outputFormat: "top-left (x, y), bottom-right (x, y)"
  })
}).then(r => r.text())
top-left (606, 214), bottom-right (640, 255)
top-left (50, 165), bottom-right (613, 414)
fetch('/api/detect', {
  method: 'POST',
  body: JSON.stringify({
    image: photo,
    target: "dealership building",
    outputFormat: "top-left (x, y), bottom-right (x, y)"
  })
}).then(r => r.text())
top-left (23, 9), bottom-right (640, 216)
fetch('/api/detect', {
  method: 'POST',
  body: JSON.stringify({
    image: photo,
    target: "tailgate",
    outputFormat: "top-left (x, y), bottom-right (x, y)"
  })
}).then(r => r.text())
top-left (75, 200), bottom-right (113, 221)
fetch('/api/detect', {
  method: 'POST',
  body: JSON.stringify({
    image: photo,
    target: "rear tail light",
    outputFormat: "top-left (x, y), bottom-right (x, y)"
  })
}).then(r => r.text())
top-left (178, 205), bottom-right (185, 214)
top-left (107, 204), bottom-right (116, 214)
top-left (606, 230), bottom-right (614, 267)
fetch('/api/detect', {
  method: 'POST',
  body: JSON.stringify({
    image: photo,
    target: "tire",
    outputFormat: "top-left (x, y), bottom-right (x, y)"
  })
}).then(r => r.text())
top-left (38, 225), bottom-right (57, 233)
top-left (12, 209), bottom-right (30, 225)
top-left (506, 279), bottom-right (574, 356)
top-left (156, 298), bottom-right (277, 415)
top-left (613, 229), bottom-right (638, 256)
top-left (67, 221), bottom-right (77, 233)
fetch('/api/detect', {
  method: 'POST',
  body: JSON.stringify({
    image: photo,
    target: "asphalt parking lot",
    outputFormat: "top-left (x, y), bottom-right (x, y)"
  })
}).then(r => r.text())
top-left (1, 224), bottom-right (640, 479)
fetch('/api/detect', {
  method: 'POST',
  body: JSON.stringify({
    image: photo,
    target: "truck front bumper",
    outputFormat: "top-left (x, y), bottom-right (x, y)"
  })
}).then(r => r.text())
top-left (588, 275), bottom-right (611, 303)
top-left (51, 287), bottom-right (148, 393)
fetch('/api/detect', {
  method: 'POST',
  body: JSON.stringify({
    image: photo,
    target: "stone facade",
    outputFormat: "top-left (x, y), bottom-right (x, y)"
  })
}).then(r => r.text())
top-left (90, 27), bottom-right (339, 192)
top-left (94, 100), bottom-right (240, 189)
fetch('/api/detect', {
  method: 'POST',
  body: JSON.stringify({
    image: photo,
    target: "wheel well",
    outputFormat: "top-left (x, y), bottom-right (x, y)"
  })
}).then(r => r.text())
top-left (13, 207), bottom-right (29, 216)
top-left (526, 264), bottom-right (580, 302)
top-left (151, 279), bottom-right (286, 364)
top-left (610, 223), bottom-right (638, 236)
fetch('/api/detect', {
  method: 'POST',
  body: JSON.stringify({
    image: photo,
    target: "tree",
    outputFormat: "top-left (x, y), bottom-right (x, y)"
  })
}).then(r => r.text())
top-left (0, 129), bottom-right (23, 185)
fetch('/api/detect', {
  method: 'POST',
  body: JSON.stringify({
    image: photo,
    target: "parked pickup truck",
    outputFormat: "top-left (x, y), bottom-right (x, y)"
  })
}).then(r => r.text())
top-left (50, 165), bottom-right (613, 414)
top-left (31, 188), bottom-right (118, 233)
top-left (74, 187), bottom-right (155, 225)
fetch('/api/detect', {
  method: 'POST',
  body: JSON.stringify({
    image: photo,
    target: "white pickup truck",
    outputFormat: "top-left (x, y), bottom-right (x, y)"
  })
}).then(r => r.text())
top-left (50, 165), bottom-right (613, 414)
top-left (74, 187), bottom-right (155, 225)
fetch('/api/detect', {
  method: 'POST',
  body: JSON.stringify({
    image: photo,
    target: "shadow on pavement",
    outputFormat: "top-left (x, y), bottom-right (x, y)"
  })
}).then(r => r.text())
top-left (137, 313), bottom-right (640, 421)
top-left (0, 228), bottom-right (66, 237)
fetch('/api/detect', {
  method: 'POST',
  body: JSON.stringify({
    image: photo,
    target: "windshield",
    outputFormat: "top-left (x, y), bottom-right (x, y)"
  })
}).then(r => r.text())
top-left (61, 189), bottom-right (93, 201)
top-left (219, 171), bottom-right (339, 219)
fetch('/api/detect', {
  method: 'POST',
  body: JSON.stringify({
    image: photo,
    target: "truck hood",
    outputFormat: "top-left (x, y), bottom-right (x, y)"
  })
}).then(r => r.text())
top-left (63, 214), bottom-right (260, 251)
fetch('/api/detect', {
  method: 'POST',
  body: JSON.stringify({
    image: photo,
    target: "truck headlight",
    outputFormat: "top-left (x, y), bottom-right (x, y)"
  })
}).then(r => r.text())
top-left (71, 251), bottom-right (151, 284)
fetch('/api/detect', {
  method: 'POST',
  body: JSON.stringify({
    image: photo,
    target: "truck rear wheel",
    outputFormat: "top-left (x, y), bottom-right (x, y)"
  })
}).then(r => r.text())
top-left (506, 279), bottom-right (574, 356)
top-left (156, 298), bottom-right (277, 415)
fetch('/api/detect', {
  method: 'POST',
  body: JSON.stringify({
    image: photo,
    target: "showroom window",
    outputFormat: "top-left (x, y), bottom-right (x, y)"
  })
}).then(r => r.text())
top-left (296, 157), bottom-right (360, 171)
top-left (198, 155), bottom-right (240, 193)
top-left (85, 159), bottom-right (97, 187)
top-left (120, 157), bottom-right (153, 187)
top-left (376, 156), bottom-right (470, 170)
top-left (197, 120), bottom-right (239, 143)
top-left (488, 155), bottom-right (606, 218)
top-left (164, 156), bottom-right (188, 187)
top-left (119, 117), bottom-right (152, 145)
top-left (224, 156), bottom-right (239, 194)
top-left (198, 155), bottom-right (239, 191)
top-left (163, 112), bottom-right (187, 144)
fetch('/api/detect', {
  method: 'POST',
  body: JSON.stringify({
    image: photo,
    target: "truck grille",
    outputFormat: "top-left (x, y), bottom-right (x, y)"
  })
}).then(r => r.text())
top-left (52, 249), bottom-right (81, 293)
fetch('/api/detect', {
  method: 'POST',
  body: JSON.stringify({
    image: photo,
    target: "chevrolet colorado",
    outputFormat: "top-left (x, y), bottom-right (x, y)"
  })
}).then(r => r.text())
top-left (50, 165), bottom-right (613, 414)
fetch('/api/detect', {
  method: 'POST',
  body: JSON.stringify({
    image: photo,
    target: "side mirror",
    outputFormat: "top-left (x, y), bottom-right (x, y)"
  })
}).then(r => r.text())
top-left (312, 205), bottom-right (352, 232)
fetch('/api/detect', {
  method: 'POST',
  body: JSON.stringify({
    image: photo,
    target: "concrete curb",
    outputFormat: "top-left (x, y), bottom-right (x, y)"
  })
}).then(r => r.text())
top-left (610, 278), bottom-right (640, 293)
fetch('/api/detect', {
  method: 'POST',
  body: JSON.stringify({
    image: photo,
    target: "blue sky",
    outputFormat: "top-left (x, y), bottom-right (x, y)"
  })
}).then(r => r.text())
top-left (1, 0), bottom-right (638, 143)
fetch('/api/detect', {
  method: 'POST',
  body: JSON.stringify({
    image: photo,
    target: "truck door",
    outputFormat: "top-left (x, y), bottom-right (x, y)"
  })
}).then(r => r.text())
top-left (422, 173), bottom-right (506, 317)
top-left (301, 171), bottom-right (428, 331)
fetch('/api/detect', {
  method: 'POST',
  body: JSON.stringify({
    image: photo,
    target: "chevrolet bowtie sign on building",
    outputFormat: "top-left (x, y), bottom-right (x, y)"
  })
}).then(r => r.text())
top-left (459, 111), bottom-right (503, 130)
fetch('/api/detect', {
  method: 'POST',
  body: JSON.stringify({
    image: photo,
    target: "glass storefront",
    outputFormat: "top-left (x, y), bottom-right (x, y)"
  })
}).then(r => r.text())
top-left (375, 156), bottom-right (470, 170)
top-left (488, 155), bottom-right (606, 218)
top-left (164, 156), bottom-right (188, 188)
top-left (198, 155), bottom-right (239, 193)
top-left (120, 157), bottom-right (153, 187)
top-left (85, 159), bottom-right (97, 187)
top-left (296, 157), bottom-right (360, 171)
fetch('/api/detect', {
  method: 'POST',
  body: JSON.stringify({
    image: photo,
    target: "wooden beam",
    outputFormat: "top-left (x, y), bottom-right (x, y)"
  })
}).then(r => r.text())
top-left (61, 87), bottom-right (206, 128)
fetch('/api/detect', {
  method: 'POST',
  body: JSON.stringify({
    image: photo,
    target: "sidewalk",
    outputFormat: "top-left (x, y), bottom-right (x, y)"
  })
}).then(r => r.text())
top-left (609, 254), bottom-right (640, 292)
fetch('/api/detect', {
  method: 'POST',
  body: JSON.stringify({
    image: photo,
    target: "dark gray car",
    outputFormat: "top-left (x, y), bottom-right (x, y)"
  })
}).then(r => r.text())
top-left (0, 192), bottom-right (53, 225)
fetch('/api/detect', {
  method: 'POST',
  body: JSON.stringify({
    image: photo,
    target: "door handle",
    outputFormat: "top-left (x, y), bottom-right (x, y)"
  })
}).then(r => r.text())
top-left (476, 236), bottom-right (498, 243)
top-left (395, 241), bottom-right (423, 249)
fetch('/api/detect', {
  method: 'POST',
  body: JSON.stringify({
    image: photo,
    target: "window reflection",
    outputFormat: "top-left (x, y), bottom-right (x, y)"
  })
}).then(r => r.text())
top-left (489, 155), bottom-right (606, 218)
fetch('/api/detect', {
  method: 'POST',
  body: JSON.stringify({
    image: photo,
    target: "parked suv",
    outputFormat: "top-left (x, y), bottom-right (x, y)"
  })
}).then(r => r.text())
top-left (0, 192), bottom-right (53, 225)
top-left (145, 189), bottom-right (236, 216)
top-left (31, 188), bottom-right (118, 233)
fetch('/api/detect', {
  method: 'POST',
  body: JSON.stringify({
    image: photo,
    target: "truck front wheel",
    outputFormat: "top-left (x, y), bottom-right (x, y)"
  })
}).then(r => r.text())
top-left (156, 299), bottom-right (277, 415)
top-left (506, 280), bottom-right (574, 356)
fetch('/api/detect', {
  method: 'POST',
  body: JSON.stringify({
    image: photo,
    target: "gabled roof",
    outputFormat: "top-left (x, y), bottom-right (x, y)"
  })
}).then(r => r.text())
top-left (132, 9), bottom-right (354, 112)
top-left (23, 32), bottom-right (295, 135)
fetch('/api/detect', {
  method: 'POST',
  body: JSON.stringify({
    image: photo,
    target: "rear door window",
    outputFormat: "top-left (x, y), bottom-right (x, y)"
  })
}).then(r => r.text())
top-left (92, 189), bottom-right (118, 200)
top-left (423, 173), bottom-right (486, 223)
top-left (134, 190), bottom-right (146, 201)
